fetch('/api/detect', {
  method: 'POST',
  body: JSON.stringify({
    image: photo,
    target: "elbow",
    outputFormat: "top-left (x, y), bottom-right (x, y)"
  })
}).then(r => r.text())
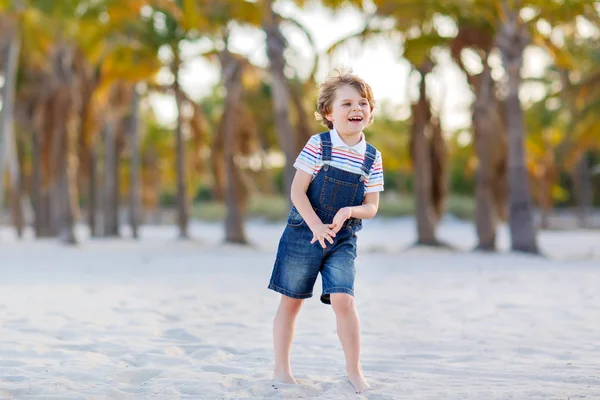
top-left (290, 190), bottom-right (297, 206)
top-left (359, 204), bottom-right (378, 220)
top-left (290, 188), bottom-right (301, 209)
top-left (369, 204), bottom-right (378, 219)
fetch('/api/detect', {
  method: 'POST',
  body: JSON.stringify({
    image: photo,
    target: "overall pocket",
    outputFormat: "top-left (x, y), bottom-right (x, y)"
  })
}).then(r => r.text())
top-left (319, 176), bottom-right (357, 212)
top-left (287, 206), bottom-right (305, 227)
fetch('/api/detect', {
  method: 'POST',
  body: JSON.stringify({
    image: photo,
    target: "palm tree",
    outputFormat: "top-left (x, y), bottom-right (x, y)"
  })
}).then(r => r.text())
top-left (327, 1), bottom-right (450, 245)
top-left (450, 22), bottom-right (507, 250)
top-left (11, 0), bottom-right (83, 243)
top-left (548, 27), bottom-right (600, 228)
top-left (262, 0), bottom-right (366, 202)
top-left (409, 60), bottom-right (447, 246)
top-left (439, 0), bottom-right (594, 252)
top-left (129, 83), bottom-right (141, 238)
top-left (0, 0), bottom-right (24, 237)
top-left (217, 45), bottom-right (249, 244)
top-left (493, 3), bottom-right (538, 253)
top-left (262, 0), bottom-right (297, 202)
top-left (492, 0), bottom-right (593, 251)
top-left (142, 0), bottom-right (210, 239)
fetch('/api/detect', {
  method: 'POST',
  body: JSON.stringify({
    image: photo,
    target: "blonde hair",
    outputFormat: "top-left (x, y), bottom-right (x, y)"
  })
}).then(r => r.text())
top-left (315, 69), bottom-right (376, 130)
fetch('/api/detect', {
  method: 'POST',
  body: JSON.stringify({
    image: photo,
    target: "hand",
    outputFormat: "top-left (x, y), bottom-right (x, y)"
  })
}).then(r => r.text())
top-left (310, 223), bottom-right (336, 249)
top-left (329, 207), bottom-right (352, 234)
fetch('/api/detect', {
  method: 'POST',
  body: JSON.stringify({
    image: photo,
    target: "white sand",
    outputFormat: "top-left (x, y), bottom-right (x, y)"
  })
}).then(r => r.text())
top-left (0, 217), bottom-right (599, 399)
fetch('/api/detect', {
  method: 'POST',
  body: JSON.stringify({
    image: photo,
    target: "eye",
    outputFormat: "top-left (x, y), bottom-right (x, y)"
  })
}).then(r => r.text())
top-left (343, 102), bottom-right (351, 106)
top-left (360, 102), bottom-right (368, 107)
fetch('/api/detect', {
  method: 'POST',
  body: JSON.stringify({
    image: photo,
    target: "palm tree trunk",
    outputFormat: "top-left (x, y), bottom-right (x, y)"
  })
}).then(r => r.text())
top-left (473, 64), bottom-right (500, 251)
top-left (103, 119), bottom-right (119, 236)
top-left (574, 153), bottom-right (592, 228)
top-left (219, 51), bottom-right (248, 244)
top-left (129, 84), bottom-right (141, 239)
top-left (210, 133), bottom-right (226, 201)
top-left (58, 133), bottom-right (77, 245)
top-left (172, 59), bottom-right (189, 239)
top-left (0, 20), bottom-right (20, 215)
top-left (411, 68), bottom-right (438, 245)
top-left (89, 139), bottom-right (99, 236)
top-left (32, 127), bottom-right (42, 237)
top-left (7, 118), bottom-right (23, 238)
top-left (263, 0), bottom-right (296, 201)
top-left (496, 12), bottom-right (539, 254)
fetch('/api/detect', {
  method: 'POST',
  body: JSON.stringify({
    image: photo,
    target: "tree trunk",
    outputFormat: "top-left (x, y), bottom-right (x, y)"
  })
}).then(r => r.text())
top-left (173, 60), bottom-right (189, 239)
top-left (219, 51), bottom-right (248, 244)
top-left (58, 132), bottom-right (77, 245)
top-left (473, 64), bottom-right (502, 251)
top-left (0, 20), bottom-right (20, 218)
top-left (411, 68), bottom-right (438, 245)
top-left (210, 134), bottom-right (226, 201)
top-left (32, 127), bottom-right (42, 237)
top-left (430, 118), bottom-right (447, 222)
top-left (496, 12), bottom-right (539, 254)
top-left (103, 119), bottom-right (119, 236)
top-left (129, 84), bottom-right (141, 239)
top-left (574, 153), bottom-right (592, 228)
top-left (89, 140), bottom-right (99, 236)
top-left (37, 95), bottom-right (63, 238)
top-left (263, 0), bottom-right (296, 201)
top-left (8, 129), bottom-right (24, 238)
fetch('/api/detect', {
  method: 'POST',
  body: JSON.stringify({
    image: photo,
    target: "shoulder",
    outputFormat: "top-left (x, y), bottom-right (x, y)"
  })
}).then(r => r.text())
top-left (365, 142), bottom-right (382, 159)
top-left (310, 133), bottom-right (323, 143)
top-left (366, 143), bottom-right (383, 173)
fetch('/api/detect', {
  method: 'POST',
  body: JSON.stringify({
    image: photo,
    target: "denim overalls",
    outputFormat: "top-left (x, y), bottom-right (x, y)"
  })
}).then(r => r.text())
top-left (268, 131), bottom-right (377, 305)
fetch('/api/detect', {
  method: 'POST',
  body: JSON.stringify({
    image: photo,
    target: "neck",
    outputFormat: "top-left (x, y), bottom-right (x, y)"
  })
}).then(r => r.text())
top-left (337, 131), bottom-right (363, 147)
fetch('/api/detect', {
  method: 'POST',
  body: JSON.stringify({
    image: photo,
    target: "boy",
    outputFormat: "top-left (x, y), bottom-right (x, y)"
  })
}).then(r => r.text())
top-left (267, 70), bottom-right (384, 393)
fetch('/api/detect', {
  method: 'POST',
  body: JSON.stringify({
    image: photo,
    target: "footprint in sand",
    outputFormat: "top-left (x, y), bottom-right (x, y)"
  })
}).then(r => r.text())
top-left (163, 328), bottom-right (200, 343)
top-left (202, 365), bottom-right (247, 375)
top-left (113, 368), bottom-right (162, 386)
top-left (0, 375), bottom-right (26, 382)
top-left (0, 360), bottom-right (25, 367)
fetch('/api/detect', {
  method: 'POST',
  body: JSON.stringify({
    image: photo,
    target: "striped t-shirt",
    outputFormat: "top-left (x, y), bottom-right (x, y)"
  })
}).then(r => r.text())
top-left (293, 129), bottom-right (384, 193)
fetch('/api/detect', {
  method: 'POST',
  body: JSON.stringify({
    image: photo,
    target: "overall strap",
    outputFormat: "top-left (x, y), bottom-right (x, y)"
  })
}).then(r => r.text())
top-left (359, 143), bottom-right (377, 181)
top-left (319, 131), bottom-right (333, 164)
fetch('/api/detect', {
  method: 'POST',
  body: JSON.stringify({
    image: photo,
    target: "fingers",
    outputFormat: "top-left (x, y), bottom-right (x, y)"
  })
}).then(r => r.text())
top-left (326, 230), bottom-right (335, 244)
top-left (329, 223), bottom-right (342, 234)
top-left (311, 231), bottom-right (336, 248)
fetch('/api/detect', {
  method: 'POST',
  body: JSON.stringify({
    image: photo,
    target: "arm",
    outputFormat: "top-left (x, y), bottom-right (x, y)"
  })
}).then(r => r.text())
top-left (290, 169), bottom-right (336, 248)
top-left (329, 192), bottom-right (379, 233)
top-left (348, 192), bottom-right (379, 219)
top-left (290, 169), bottom-right (322, 231)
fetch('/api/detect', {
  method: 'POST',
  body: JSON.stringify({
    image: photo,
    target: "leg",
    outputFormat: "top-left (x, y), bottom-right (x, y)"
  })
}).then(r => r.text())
top-left (330, 293), bottom-right (370, 393)
top-left (273, 295), bottom-right (304, 383)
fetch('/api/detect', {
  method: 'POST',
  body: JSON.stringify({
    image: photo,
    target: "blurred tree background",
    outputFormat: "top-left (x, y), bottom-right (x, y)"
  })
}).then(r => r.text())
top-left (0, 0), bottom-right (598, 253)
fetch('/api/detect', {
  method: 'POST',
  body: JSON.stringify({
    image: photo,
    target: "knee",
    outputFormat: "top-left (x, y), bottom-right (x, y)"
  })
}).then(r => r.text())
top-left (330, 293), bottom-right (355, 316)
top-left (279, 296), bottom-right (304, 315)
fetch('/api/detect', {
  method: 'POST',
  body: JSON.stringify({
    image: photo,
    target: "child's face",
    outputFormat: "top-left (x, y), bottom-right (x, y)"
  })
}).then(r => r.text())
top-left (325, 84), bottom-right (372, 137)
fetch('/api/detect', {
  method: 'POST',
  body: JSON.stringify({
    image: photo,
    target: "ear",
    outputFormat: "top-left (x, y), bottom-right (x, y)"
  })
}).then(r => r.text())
top-left (325, 113), bottom-right (334, 122)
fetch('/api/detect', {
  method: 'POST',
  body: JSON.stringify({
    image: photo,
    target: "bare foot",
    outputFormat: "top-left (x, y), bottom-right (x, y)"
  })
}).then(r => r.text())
top-left (273, 371), bottom-right (298, 384)
top-left (348, 372), bottom-right (371, 393)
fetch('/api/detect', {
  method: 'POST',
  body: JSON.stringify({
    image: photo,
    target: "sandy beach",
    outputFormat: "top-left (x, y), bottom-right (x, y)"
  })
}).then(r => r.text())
top-left (1, 217), bottom-right (599, 399)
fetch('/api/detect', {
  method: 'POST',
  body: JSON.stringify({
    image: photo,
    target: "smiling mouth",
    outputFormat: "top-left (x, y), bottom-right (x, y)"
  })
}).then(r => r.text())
top-left (348, 117), bottom-right (363, 122)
